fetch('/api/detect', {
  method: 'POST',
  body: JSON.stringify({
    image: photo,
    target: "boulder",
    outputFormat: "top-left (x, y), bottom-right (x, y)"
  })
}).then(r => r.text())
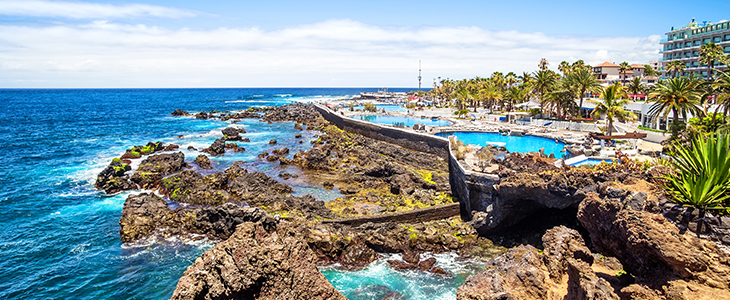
top-left (194, 154), bottom-right (212, 169)
top-left (170, 222), bottom-right (346, 300)
top-left (130, 152), bottom-right (186, 189)
top-left (95, 158), bottom-right (134, 194)
top-left (203, 139), bottom-right (225, 156)
top-left (269, 139), bottom-right (277, 145)
top-left (577, 192), bottom-right (730, 291)
top-left (171, 109), bottom-right (189, 116)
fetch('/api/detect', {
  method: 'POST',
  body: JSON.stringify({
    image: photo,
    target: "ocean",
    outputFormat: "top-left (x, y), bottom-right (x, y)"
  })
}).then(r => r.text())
top-left (0, 88), bottom-right (476, 299)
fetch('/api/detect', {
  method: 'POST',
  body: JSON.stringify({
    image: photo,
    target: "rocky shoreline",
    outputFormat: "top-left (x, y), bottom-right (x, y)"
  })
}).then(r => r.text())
top-left (95, 103), bottom-right (730, 299)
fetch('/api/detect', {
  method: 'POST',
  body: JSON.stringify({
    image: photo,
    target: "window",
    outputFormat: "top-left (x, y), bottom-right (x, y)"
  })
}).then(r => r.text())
top-left (714, 36), bottom-right (721, 42)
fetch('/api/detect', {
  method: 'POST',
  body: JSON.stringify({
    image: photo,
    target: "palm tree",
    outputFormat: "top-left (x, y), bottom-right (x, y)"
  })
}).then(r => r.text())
top-left (571, 60), bottom-right (587, 71)
top-left (627, 77), bottom-right (646, 100)
top-left (619, 62), bottom-right (631, 85)
top-left (566, 68), bottom-right (603, 117)
top-left (481, 83), bottom-right (503, 113)
top-left (643, 64), bottom-right (657, 77)
top-left (538, 58), bottom-right (549, 71)
top-left (547, 81), bottom-right (577, 118)
top-left (665, 60), bottom-right (686, 78)
top-left (505, 72), bottom-right (517, 88)
top-left (590, 84), bottom-right (632, 136)
top-left (534, 70), bottom-right (557, 116)
top-left (648, 77), bottom-right (703, 137)
top-left (699, 42), bottom-right (728, 81)
top-left (558, 61), bottom-right (571, 76)
top-left (712, 70), bottom-right (730, 119)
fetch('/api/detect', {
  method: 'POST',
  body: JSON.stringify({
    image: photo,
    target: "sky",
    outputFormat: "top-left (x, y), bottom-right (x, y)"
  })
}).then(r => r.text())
top-left (0, 0), bottom-right (729, 88)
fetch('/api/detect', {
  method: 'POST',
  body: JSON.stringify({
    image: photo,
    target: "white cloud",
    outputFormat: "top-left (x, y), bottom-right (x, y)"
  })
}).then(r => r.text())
top-left (0, 0), bottom-right (196, 19)
top-left (0, 19), bottom-right (662, 87)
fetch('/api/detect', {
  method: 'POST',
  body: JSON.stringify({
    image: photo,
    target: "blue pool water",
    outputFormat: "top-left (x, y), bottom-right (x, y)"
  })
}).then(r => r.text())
top-left (0, 88), bottom-right (475, 300)
top-left (569, 158), bottom-right (614, 166)
top-left (437, 131), bottom-right (568, 158)
top-left (354, 115), bottom-right (452, 127)
top-left (353, 104), bottom-right (406, 112)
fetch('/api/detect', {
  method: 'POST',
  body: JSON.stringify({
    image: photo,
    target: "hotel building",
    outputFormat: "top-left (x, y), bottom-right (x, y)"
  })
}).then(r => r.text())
top-left (660, 18), bottom-right (730, 78)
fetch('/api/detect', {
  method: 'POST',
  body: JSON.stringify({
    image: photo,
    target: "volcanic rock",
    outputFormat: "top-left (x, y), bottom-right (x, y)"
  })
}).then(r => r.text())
top-left (95, 158), bottom-right (133, 194)
top-left (203, 139), bottom-right (225, 156)
top-left (170, 222), bottom-right (346, 300)
top-left (130, 152), bottom-right (185, 189)
top-left (171, 109), bottom-right (189, 116)
top-left (194, 154), bottom-right (212, 169)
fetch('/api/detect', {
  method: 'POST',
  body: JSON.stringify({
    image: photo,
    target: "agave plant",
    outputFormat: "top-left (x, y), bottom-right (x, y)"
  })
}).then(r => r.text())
top-left (662, 133), bottom-right (730, 214)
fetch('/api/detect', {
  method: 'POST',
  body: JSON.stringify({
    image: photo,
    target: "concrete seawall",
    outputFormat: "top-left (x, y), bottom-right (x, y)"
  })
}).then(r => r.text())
top-left (313, 105), bottom-right (449, 158)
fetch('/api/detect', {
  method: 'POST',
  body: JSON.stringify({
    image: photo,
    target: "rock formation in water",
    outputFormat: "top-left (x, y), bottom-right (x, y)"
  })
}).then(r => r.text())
top-left (170, 222), bottom-right (347, 300)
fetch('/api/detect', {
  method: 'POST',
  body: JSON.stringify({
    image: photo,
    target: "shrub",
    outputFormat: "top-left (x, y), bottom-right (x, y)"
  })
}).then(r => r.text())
top-left (529, 108), bottom-right (541, 116)
top-left (406, 102), bottom-right (417, 109)
top-left (140, 145), bottom-right (155, 154)
top-left (661, 133), bottom-right (730, 214)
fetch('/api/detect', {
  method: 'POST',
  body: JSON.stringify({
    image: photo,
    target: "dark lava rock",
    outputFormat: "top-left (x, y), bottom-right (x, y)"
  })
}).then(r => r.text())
top-left (95, 158), bottom-right (133, 194)
top-left (577, 192), bottom-right (730, 288)
top-left (221, 127), bottom-right (245, 141)
top-left (241, 137), bottom-right (250, 142)
top-left (390, 174), bottom-right (415, 195)
top-left (171, 222), bottom-right (346, 300)
top-left (161, 170), bottom-right (230, 205)
top-left (269, 139), bottom-right (277, 145)
top-left (337, 240), bottom-right (378, 271)
top-left (225, 142), bottom-right (245, 152)
top-left (272, 147), bottom-right (289, 156)
top-left (295, 123), bottom-right (303, 130)
top-left (203, 138), bottom-right (225, 156)
top-left (171, 109), bottom-right (189, 116)
top-left (279, 157), bottom-right (291, 165)
top-left (195, 111), bottom-right (208, 119)
top-left (418, 257), bottom-right (437, 271)
top-left (130, 152), bottom-right (186, 189)
top-left (387, 260), bottom-right (417, 270)
top-left (194, 154), bottom-right (212, 169)
top-left (229, 172), bottom-right (293, 204)
top-left (120, 193), bottom-right (276, 243)
top-left (458, 226), bottom-right (622, 300)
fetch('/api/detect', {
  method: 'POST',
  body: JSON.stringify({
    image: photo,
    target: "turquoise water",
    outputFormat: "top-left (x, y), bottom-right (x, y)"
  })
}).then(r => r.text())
top-left (353, 104), bottom-right (406, 112)
top-left (0, 88), bottom-right (474, 299)
top-left (570, 158), bottom-right (614, 166)
top-left (321, 253), bottom-right (483, 300)
top-left (437, 131), bottom-right (568, 158)
top-left (354, 115), bottom-right (453, 127)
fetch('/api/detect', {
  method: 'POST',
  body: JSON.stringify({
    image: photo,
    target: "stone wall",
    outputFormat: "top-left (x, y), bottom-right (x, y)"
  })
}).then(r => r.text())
top-left (314, 105), bottom-right (449, 158)
top-left (446, 137), bottom-right (500, 222)
top-left (322, 203), bottom-right (460, 226)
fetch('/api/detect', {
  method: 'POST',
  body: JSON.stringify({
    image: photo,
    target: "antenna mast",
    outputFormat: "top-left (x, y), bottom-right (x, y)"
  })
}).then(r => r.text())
top-left (418, 60), bottom-right (422, 94)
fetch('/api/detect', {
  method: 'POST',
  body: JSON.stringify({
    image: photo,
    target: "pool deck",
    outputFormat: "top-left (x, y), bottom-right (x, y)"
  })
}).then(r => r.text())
top-left (330, 103), bottom-right (662, 162)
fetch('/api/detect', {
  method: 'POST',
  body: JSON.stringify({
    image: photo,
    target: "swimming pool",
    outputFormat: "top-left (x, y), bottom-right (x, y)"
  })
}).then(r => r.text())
top-left (353, 104), bottom-right (406, 112)
top-left (437, 131), bottom-right (568, 158)
top-left (569, 158), bottom-right (614, 166)
top-left (354, 115), bottom-right (453, 127)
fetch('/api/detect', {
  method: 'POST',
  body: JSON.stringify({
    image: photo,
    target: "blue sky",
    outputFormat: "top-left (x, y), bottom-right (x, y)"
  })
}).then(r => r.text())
top-left (0, 0), bottom-right (728, 88)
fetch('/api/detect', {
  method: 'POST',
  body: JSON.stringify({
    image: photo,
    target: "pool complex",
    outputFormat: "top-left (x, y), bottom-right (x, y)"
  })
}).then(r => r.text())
top-left (437, 131), bottom-right (568, 158)
top-left (354, 115), bottom-right (453, 127)
top-left (569, 158), bottom-right (615, 166)
top-left (353, 104), bottom-right (406, 112)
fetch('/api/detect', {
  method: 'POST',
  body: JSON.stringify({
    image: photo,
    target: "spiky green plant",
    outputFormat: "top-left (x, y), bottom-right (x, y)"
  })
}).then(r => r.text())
top-left (662, 133), bottom-right (730, 213)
